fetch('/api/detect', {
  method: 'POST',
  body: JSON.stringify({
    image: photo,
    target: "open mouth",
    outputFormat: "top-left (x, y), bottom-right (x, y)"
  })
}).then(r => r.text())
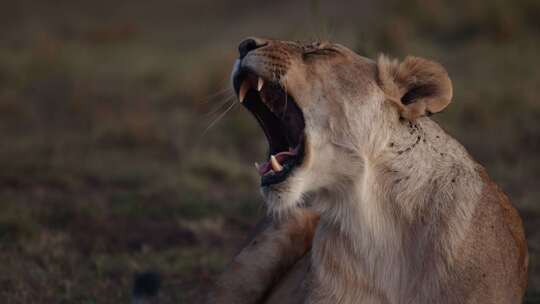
top-left (233, 71), bottom-right (305, 186)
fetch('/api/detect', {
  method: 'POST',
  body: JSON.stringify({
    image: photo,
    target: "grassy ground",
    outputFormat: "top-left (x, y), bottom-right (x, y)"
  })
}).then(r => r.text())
top-left (0, 0), bottom-right (539, 303)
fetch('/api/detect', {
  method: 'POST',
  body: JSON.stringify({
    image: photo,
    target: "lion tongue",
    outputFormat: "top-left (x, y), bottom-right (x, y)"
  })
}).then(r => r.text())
top-left (255, 162), bottom-right (272, 175)
top-left (255, 148), bottom-right (298, 176)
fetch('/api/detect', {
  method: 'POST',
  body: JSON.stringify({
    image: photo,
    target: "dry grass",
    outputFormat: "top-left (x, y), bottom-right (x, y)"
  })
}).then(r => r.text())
top-left (0, 0), bottom-right (538, 302)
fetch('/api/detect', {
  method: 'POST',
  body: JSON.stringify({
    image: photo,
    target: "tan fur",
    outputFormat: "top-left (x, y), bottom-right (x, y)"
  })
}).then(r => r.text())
top-left (211, 38), bottom-right (528, 304)
top-left (207, 209), bottom-right (319, 304)
top-left (377, 55), bottom-right (453, 119)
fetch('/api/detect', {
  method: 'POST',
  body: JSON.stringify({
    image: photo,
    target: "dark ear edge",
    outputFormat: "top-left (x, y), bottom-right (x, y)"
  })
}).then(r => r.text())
top-left (377, 55), bottom-right (453, 120)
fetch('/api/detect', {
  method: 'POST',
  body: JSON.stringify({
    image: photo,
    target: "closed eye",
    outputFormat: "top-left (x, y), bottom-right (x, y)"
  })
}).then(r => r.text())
top-left (302, 47), bottom-right (340, 60)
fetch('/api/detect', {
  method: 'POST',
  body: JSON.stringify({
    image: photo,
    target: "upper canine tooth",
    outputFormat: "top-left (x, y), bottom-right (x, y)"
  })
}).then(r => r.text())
top-left (254, 162), bottom-right (260, 171)
top-left (257, 77), bottom-right (264, 91)
top-left (239, 80), bottom-right (250, 102)
top-left (270, 155), bottom-right (283, 172)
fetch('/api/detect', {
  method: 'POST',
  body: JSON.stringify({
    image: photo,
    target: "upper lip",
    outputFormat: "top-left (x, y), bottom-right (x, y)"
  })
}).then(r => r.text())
top-left (235, 72), bottom-right (264, 103)
top-left (232, 65), bottom-right (258, 97)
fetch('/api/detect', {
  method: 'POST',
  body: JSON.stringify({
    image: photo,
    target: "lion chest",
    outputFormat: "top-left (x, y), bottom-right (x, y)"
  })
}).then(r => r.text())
top-left (309, 193), bottom-right (445, 304)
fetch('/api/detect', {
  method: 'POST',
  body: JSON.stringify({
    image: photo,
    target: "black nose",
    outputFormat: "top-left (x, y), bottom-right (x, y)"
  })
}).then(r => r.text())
top-left (238, 38), bottom-right (265, 59)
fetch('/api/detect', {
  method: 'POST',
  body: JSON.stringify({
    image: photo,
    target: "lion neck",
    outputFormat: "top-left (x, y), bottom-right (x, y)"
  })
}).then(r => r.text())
top-left (310, 116), bottom-right (482, 301)
top-left (317, 116), bottom-right (479, 227)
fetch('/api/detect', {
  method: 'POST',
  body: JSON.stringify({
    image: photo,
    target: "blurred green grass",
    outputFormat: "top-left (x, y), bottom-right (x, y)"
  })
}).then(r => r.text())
top-left (0, 0), bottom-right (539, 303)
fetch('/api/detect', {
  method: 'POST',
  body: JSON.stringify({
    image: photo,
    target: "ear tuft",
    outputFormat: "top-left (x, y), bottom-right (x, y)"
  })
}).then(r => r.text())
top-left (377, 55), bottom-right (453, 120)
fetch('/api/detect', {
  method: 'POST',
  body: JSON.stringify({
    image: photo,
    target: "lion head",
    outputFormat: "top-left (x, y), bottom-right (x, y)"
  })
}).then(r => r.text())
top-left (231, 37), bottom-right (453, 216)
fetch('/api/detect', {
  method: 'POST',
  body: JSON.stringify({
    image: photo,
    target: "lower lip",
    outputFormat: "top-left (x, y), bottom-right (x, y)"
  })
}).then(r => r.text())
top-left (261, 162), bottom-right (296, 186)
top-left (260, 146), bottom-right (304, 187)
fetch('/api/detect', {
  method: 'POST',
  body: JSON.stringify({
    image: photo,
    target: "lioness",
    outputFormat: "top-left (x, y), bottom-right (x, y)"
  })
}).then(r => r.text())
top-left (209, 38), bottom-right (528, 304)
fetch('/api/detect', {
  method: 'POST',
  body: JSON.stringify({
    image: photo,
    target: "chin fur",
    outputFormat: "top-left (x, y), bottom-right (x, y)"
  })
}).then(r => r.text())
top-left (261, 175), bottom-right (306, 219)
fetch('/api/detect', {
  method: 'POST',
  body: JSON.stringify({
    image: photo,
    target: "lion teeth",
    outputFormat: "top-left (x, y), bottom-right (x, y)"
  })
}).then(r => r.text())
top-left (257, 77), bottom-right (264, 91)
top-left (270, 155), bottom-right (283, 172)
top-left (254, 162), bottom-right (260, 171)
top-left (239, 80), bottom-right (250, 103)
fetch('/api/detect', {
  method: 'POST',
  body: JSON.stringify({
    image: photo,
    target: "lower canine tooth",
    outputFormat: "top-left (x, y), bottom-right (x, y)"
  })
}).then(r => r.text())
top-left (270, 155), bottom-right (283, 172)
top-left (239, 80), bottom-right (250, 102)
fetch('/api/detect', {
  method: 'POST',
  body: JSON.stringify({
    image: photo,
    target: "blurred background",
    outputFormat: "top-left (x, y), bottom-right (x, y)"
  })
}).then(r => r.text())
top-left (0, 0), bottom-right (539, 303)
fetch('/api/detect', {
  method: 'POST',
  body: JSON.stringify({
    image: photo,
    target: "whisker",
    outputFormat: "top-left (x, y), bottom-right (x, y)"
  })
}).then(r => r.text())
top-left (182, 97), bottom-right (239, 169)
top-left (198, 71), bottom-right (237, 103)
top-left (197, 87), bottom-right (234, 105)
top-left (203, 98), bottom-right (236, 119)
top-left (200, 100), bottom-right (238, 138)
top-left (203, 93), bottom-right (236, 117)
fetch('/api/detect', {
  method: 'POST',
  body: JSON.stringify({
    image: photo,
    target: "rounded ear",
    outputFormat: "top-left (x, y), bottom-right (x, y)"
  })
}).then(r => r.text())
top-left (377, 55), bottom-right (453, 120)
